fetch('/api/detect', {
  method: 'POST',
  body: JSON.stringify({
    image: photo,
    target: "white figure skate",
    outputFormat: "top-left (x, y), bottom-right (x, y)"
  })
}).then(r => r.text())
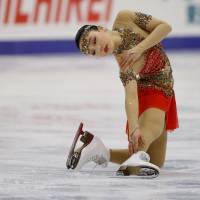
top-left (116, 151), bottom-right (160, 178)
top-left (66, 123), bottom-right (110, 170)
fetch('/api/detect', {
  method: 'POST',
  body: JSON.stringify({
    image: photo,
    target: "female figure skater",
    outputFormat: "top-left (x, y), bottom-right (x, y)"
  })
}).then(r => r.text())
top-left (66, 10), bottom-right (179, 177)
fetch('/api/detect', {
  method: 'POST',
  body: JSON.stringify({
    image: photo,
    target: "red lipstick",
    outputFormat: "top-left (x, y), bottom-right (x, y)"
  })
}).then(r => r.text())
top-left (104, 45), bottom-right (108, 53)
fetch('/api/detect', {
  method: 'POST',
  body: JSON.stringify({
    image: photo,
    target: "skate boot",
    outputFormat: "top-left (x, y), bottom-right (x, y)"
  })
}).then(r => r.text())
top-left (66, 123), bottom-right (110, 171)
top-left (116, 151), bottom-right (160, 178)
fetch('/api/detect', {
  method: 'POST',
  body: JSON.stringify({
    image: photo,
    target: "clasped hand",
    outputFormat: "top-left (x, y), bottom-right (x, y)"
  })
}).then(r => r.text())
top-left (119, 47), bottom-right (143, 71)
top-left (128, 127), bottom-right (145, 155)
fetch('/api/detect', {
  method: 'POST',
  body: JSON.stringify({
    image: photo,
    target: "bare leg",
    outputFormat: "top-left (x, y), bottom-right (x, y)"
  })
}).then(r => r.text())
top-left (147, 129), bottom-right (167, 167)
top-left (110, 149), bottom-right (129, 165)
top-left (110, 108), bottom-right (166, 166)
top-left (138, 108), bottom-right (165, 151)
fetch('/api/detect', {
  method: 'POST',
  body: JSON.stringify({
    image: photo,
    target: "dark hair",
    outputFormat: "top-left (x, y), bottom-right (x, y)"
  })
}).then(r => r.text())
top-left (75, 25), bottom-right (98, 49)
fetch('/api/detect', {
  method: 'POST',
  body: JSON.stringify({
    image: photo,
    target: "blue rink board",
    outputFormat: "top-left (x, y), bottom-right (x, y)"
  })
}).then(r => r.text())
top-left (0, 36), bottom-right (200, 55)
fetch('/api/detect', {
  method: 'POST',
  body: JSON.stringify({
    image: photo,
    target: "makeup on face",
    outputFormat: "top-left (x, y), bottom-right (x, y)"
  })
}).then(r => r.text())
top-left (104, 44), bottom-right (109, 53)
top-left (88, 31), bottom-right (112, 57)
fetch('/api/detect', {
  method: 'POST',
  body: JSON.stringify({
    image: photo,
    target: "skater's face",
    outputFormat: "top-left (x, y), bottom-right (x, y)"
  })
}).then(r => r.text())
top-left (81, 30), bottom-right (114, 57)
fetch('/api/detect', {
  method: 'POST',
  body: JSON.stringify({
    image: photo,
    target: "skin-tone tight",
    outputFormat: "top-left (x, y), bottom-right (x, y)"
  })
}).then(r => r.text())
top-left (110, 108), bottom-right (167, 168)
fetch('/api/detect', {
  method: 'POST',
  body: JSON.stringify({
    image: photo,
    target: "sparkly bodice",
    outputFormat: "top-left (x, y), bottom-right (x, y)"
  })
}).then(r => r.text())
top-left (115, 28), bottom-right (174, 97)
top-left (113, 28), bottom-right (144, 54)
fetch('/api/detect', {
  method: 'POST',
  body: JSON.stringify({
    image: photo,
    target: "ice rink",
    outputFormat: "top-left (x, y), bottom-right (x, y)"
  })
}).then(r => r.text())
top-left (0, 52), bottom-right (200, 200)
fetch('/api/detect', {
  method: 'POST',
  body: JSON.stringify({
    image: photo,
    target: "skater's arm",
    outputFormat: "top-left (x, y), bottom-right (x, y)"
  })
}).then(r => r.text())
top-left (116, 10), bottom-right (172, 52)
top-left (124, 79), bottom-right (141, 154)
top-left (115, 10), bottom-right (172, 70)
top-left (124, 79), bottom-right (139, 133)
top-left (134, 12), bottom-right (172, 51)
top-left (119, 65), bottom-right (139, 132)
top-left (120, 67), bottom-right (145, 153)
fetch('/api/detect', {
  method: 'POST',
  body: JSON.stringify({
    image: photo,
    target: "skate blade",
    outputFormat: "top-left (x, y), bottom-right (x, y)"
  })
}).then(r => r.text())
top-left (66, 123), bottom-right (84, 169)
top-left (116, 165), bottom-right (159, 178)
top-left (66, 123), bottom-right (94, 169)
top-left (67, 151), bottom-right (81, 169)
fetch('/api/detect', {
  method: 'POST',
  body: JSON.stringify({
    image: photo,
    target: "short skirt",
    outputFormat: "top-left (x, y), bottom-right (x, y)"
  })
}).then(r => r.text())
top-left (125, 88), bottom-right (179, 135)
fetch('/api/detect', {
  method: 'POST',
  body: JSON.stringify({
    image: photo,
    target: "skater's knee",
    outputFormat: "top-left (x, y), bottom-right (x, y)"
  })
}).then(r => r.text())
top-left (150, 155), bottom-right (165, 168)
top-left (140, 122), bottom-right (164, 143)
top-left (139, 108), bottom-right (165, 141)
top-left (153, 159), bottom-right (165, 168)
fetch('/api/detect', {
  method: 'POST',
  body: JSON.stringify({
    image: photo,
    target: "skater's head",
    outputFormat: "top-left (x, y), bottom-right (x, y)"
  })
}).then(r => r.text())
top-left (75, 25), bottom-right (117, 57)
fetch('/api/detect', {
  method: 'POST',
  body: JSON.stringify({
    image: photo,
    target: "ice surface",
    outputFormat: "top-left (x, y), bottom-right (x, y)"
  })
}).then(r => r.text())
top-left (0, 52), bottom-right (200, 200)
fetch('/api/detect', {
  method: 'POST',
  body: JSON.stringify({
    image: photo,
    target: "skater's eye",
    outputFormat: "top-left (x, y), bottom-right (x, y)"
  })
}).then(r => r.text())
top-left (88, 37), bottom-right (92, 45)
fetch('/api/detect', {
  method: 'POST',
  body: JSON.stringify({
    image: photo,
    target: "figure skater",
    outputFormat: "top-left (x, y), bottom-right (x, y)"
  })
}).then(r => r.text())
top-left (66, 10), bottom-right (179, 177)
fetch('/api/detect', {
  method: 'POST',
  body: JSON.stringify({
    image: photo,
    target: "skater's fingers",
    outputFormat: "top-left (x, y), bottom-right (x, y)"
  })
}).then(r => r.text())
top-left (120, 54), bottom-right (132, 69)
top-left (122, 57), bottom-right (135, 71)
top-left (128, 142), bottom-right (133, 155)
top-left (140, 136), bottom-right (145, 145)
top-left (132, 135), bottom-right (138, 153)
top-left (128, 141), bottom-right (134, 155)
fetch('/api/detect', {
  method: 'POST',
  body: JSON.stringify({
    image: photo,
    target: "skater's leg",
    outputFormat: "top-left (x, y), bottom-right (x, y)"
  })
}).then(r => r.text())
top-left (67, 124), bottom-right (110, 170)
top-left (67, 108), bottom-right (166, 170)
top-left (110, 108), bottom-right (165, 165)
top-left (147, 129), bottom-right (167, 168)
top-left (110, 129), bottom-right (168, 167)
top-left (110, 149), bottom-right (129, 164)
top-left (137, 108), bottom-right (165, 152)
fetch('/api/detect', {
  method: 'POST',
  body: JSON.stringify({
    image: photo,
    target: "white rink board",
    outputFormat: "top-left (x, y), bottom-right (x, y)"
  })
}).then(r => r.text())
top-left (0, 0), bottom-right (200, 40)
top-left (0, 52), bottom-right (200, 199)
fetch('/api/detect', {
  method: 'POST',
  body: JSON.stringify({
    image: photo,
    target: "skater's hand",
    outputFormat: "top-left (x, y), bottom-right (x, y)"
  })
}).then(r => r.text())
top-left (119, 47), bottom-right (143, 71)
top-left (128, 127), bottom-right (145, 155)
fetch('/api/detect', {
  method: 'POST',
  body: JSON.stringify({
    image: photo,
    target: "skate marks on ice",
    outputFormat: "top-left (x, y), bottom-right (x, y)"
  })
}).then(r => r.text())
top-left (65, 163), bottom-right (200, 200)
top-left (0, 53), bottom-right (200, 199)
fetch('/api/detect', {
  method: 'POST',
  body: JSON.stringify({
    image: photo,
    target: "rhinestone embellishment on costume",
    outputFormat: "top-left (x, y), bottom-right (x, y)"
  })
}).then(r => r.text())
top-left (113, 28), bottom-right (144, 55)
top-left (135, 12), bottom-right (152, 30)
top-left (120, 69), bottom-right (140, 86)
top-left (138, 67), bottom-right (174, 96)
top-left (113, 18), bottom-right (174, 97)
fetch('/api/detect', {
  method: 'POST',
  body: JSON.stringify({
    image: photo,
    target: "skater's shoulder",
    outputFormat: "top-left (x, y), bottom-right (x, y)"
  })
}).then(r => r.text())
top-left (115, 10), bottom-right (133, 21)
top-left (112, 10), bottom-right (135, 30)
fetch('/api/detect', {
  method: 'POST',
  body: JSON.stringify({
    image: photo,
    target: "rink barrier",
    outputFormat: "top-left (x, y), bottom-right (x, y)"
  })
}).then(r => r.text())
top-left (0, 37), bottom-right (200, 55)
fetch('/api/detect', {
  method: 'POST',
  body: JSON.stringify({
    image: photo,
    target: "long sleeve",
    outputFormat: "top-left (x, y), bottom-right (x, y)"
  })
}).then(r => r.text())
top-left (120, 68), bottom-right (139, 133)
top-left (114, 10), bottom-right (172, 52)
top-left (125, 81), bottom-right (139, 134)
top-left (134, 12), bottom-right (172, 51)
